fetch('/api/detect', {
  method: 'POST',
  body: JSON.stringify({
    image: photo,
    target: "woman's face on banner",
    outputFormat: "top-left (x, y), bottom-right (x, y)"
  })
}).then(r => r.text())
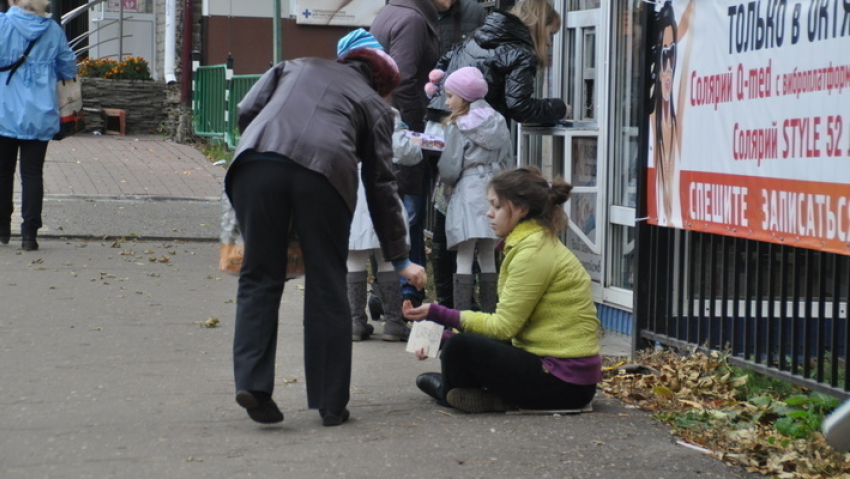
top-left (660, 26), bottom-right (676, 103)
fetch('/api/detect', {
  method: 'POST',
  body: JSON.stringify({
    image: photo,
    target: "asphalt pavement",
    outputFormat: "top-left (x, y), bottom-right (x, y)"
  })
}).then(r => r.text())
top-left (0, 134), bottom-right (761, 478)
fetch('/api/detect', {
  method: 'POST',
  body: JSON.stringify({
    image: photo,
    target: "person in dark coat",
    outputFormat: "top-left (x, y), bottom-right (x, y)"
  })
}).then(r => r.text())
top-left (426, 0), bottom-right (569, 124)
top-left (223, 48), bottom-right (427, 427)
top-left (428, 0), bottom-right (487, 309)
top-left (426, 0), bottom-right (567, 310)
top-left (370, 0), bottom-right (442, 306)
top-left (436, 0), bottom-right (487, 56)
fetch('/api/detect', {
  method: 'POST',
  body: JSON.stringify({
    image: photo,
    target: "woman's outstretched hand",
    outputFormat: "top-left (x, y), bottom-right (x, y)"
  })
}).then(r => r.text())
top-left (399, 263), bottom-right (427, 290)
top-left (403, 300), bottom-right (431, 321)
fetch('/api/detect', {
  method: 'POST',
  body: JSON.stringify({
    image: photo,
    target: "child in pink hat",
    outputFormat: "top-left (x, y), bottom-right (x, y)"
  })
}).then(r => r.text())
top-left (436, 66), bottom-right (514, 314)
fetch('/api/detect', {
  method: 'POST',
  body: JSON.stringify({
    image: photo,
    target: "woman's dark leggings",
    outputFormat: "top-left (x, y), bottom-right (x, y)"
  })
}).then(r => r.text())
top-left (0, 136), bottom-right (49, 237)
top-left (439, 333), bottom-right (596, 410)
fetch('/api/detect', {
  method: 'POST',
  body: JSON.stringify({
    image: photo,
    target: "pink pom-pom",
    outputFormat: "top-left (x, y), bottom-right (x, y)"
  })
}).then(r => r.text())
top-left (424, 82), bottom-right (439, 98)
top-left (428, 69), bottom-right (445, 83)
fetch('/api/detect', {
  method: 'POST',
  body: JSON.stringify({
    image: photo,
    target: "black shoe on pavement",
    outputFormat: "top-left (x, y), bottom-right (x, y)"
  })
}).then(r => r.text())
top-left (320, 408), bottom-right (350, 427)
top-left (235, 390), bottom-right (284, 424)
top-left (415, 372), bottom-right (444, 402)
top-left (0, 235), bottom-right (9, 245)
top-left (22, 239), bottom-right (38, 251)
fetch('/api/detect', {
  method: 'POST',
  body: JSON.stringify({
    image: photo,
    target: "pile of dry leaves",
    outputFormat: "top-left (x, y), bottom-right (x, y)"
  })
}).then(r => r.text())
top-left (601, 349), bottom-right (850, 478)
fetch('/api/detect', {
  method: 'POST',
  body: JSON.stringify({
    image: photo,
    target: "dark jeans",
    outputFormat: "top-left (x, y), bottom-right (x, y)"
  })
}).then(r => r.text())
top-left (0, 136), bottom-right (49, 237)
top-left (399, 166), bottom-right (431, 299)
top-left (430, 209), bottom-right (456, 307)
top-left (439, 333), bottom-right (596, 410)
top-left (228, 157), bottom-right (353, 413)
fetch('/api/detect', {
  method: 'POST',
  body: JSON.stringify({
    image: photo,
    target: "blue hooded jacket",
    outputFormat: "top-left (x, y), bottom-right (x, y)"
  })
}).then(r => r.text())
top-left (0, 7), bottom-right (77, 141)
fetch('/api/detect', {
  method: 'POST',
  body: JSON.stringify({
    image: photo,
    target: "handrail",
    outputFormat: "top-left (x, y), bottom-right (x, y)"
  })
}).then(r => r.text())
top-left (61, 0), bottom-right (108, 27)
top-left (68, 19), bottom-right (118, 48)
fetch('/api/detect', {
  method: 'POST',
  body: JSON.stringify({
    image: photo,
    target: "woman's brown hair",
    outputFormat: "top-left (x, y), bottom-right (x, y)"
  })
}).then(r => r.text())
top-left (489, 166), bottom-right (573, 236)
top-left (509, 0), bottom-right (561, 67)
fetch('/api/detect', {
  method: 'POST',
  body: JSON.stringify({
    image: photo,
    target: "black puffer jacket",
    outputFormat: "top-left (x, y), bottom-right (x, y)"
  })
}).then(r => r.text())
top-left (427, 11), bottom-right (567, 124)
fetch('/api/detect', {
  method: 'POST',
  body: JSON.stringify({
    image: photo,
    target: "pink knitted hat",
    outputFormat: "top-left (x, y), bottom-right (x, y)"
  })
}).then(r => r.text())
top-left (444, 67), bottom-right (488, 102)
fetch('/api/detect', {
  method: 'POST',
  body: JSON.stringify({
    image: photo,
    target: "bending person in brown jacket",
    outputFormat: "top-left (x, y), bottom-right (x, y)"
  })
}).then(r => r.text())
top-left (224, 48), bottom-right (426, 427)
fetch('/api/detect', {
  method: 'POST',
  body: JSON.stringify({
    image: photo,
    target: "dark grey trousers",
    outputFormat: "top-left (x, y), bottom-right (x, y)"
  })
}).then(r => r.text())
top-left (228, 156), bottom-right (353, 413)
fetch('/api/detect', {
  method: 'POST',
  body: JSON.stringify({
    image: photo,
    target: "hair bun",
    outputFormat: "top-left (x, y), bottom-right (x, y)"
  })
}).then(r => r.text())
top-left (549, 180), bottom-right (572, 206)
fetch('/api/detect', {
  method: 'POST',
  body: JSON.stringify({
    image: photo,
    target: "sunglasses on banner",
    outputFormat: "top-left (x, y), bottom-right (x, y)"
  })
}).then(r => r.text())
top-left (661, 43), bottom-right (676, 72)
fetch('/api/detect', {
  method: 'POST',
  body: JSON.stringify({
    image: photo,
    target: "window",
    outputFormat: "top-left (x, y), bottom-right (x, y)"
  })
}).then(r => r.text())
top-left (606, 1), bottom-right (644, 296)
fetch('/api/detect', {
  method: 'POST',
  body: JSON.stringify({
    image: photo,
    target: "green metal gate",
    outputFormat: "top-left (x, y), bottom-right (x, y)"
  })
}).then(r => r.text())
top-left (226, 74), bottom-right (262, 149)
top-left (193, 64), bottom-right (227, 137)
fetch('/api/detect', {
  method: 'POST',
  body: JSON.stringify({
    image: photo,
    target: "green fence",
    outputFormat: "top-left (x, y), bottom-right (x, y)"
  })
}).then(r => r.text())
top-left (225, 74), bottom-right (262, 149)
top-left (193, 64), bottom-right (227, 137)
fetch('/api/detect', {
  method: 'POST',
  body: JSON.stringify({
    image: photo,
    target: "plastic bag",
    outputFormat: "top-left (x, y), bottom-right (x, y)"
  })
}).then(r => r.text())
top-left (54, 78), bottom-right (85, 140)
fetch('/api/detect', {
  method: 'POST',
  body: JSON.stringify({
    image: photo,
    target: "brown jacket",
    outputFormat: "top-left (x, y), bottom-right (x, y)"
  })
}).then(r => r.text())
top-left (230, 58), bottom-right (408, 261)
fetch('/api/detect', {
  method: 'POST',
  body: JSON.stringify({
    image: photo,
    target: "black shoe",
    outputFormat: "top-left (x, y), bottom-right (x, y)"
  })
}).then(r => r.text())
top-left (320, 408), bottom-right (350, 427)
top-left (368, 291), bottom-right (383, 321)
top-left (21, 239), bottom-right (38, 251)
top-left (0, 235), bottom-right (9, 245)
top-left (416, 372), bottom-right (442, 401)
top-left (416, 372), bottom-right (449, 407)
top-left (235, 390), bottom-right (284, 424)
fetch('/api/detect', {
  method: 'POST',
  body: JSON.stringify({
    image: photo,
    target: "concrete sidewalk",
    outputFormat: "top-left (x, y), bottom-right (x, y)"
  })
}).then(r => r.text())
top-left (0, 241), bottom-right (756, 479)
top-left (0, 134), bottom-right (758, 478)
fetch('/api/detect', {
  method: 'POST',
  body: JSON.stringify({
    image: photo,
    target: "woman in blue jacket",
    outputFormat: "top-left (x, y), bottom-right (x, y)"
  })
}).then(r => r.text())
top-left (0, 0), bottom-right (77, 251)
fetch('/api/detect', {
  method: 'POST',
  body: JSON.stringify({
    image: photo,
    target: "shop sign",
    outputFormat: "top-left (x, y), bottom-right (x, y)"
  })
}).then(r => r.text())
top-left (646, 0), bottom-right (850, 255)
top-left (295, 0), bottom-right (384, 26)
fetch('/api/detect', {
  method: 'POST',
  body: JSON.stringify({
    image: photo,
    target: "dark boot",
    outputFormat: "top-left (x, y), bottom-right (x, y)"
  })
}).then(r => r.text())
top-left (347, 271), bottom-right (373, 341)
top-left (431, 242), bottom-right (456, 308)
top-left (374, 271), bottom-right (409, 341)
top-left (478, 272), bottom-right (499, 313)
top-left (367, 289), bottom-right (383, 321)
top-left (0, 221), bottom-right (9, 245)
top-left (21, 225), bottom-right (38, 251)
top-left (453, 274), bottom-right (476, 311)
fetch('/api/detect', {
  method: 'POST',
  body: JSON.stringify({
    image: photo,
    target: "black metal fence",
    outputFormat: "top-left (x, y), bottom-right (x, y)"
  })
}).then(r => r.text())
top-left (636, 225), bottom-right (850, 399)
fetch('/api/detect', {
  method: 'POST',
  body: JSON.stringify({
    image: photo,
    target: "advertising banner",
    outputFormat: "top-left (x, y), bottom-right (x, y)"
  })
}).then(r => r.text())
top-left (295, 0), bottom-right (384, 26)
top-left (646, 0), bottom-right (850, 255)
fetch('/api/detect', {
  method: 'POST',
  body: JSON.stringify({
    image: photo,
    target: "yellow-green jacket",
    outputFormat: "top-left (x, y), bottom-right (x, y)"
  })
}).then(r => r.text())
top-left (460, 220), bottom-right (600, 358)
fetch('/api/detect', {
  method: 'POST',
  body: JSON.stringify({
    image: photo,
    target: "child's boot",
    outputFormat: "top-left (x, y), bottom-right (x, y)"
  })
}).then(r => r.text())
top-left (478, 272), bottom-right (498, 313)
top-left (348, 271), bottom-right (373, 341)
top-left (452, 273), bottom-right (476, 311)
top-left (374, 271), bottom-right (409, 341)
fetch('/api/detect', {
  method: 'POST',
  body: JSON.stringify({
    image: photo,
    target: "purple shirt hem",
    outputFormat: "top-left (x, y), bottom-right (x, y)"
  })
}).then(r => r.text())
top-left (541, 355), bottom-right (603, 385)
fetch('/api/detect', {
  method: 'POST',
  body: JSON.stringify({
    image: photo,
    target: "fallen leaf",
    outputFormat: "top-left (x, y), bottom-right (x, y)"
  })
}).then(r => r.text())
top-left (195, 317), bottom-right (220, 328)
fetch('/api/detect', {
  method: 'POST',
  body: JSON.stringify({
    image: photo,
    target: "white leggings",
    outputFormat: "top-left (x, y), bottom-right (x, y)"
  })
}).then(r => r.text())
top-left (347, 249), bottom-right (394, 274)
top-left (455, 239), bottom-right (497, 274)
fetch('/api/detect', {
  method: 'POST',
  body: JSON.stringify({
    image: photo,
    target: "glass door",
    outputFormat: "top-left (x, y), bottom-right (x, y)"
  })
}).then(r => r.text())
top-left (602, 1), bottom-right (643, 308)
top-left (562, 2), bottom-right (606, 299)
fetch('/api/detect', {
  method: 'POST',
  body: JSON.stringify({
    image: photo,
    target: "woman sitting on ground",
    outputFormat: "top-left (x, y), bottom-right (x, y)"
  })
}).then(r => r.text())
top-left (403, 166), bottom-right (601, 413)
